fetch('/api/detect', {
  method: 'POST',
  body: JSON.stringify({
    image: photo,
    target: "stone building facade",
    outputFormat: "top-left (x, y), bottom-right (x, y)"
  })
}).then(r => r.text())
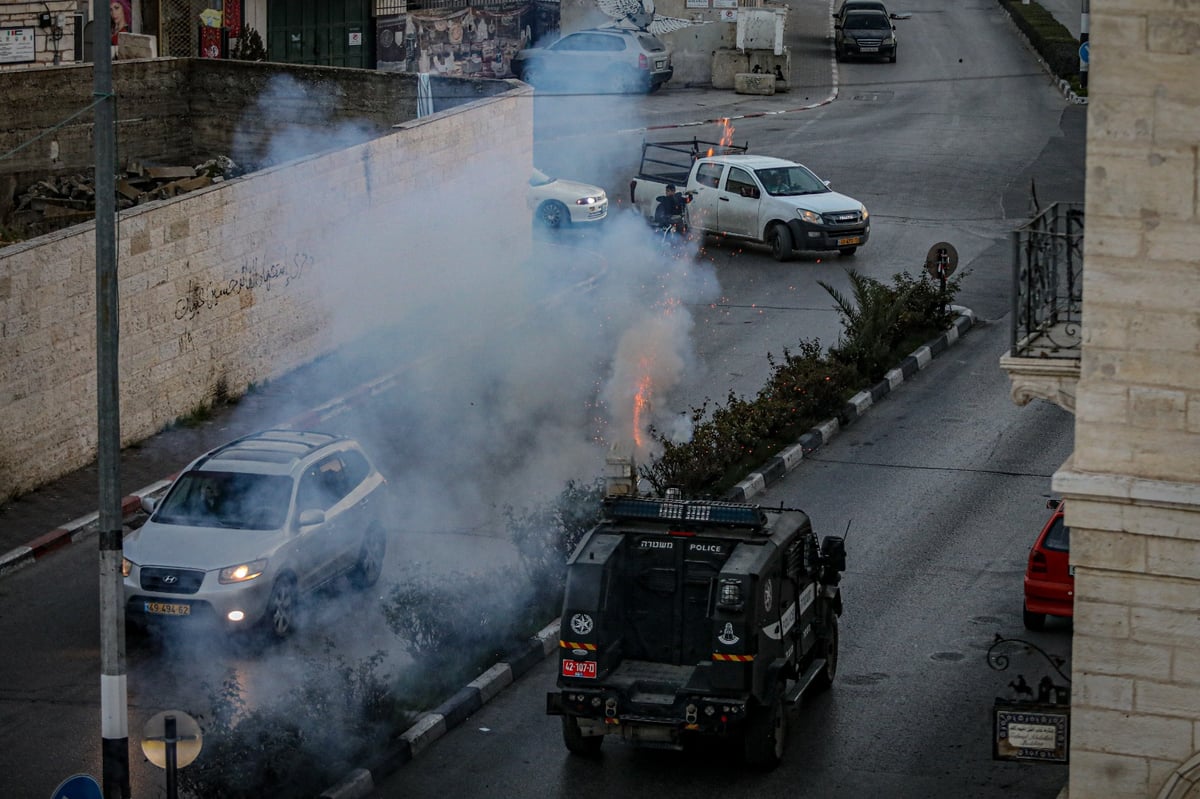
top-left (1005, 1), bottom-right (1200, 796)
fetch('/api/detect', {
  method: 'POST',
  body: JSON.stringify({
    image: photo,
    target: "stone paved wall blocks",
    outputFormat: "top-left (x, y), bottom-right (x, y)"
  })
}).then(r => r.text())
top-left (1076, 381), bottom-right (1130, 425)
top-left (1074, 528), bottom-right (1146, 572)
top-left (1092, 13), bottom-right (1148, 61)
top-left (1129, 386), bottom-right (1188, 429)
top-left (1137, 676), bottom-right (1200, 710)
top-left (1073, 634), bottom-right (1172, 680)
top-left (1083, 570), bottom-right (1200, 613)
top-left (1147, 16), bottom-right (1200, 55)
top-left (1073, 706), bottom-right (1195, 760)
top-left (1127, 503), bottom-right (1200, 540)
top-left (1079, 255), bottom-right (1197, 312)
top-left (1172, 644), bottom-right (1200, 686)
top-left (1088, 94), bottom-right (1154, 145)
top-left (1073, 422), bottom-right (1136, 471)
top-left (1129, 314), bottom-right (1200, 358)
top-left (1145, 224), bottom-right (1200, 263)
top-left (1082, 350), bottom-right (1200, 391)
top-left (1188, 395), bottom-right (1200, 434)
top-left (1074, 672), bottom-right (1135, 711)
top-left (1132, 606), bottom-right (1200, 648)
top-left (1076, 598), bottom-right (1133, 639)
top-left (1087, 146), bottom-right (1197, 220)
top-left (1147, 537), bottom-right (1200, 580)
top-left (1128, 432), bottom-right (1200, 482)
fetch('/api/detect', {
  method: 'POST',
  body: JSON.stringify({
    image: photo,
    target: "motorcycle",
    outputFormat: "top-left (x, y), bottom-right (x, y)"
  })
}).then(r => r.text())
top-left (651, 192), bottom-right (693, 254)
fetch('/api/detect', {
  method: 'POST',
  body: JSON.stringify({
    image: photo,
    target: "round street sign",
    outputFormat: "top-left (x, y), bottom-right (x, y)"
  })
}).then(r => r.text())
top-left (924, 241), bottom-right (959, 279)
top-left (142, 710), bottom-right (203, 769)
top-left (50, 774), bottom-right (101, 799)
top-left (1079, 40), bottom-right (1089, 65)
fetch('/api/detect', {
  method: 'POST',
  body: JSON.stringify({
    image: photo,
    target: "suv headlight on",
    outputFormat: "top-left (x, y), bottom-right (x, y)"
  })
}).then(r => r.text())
top-left (121, 557), bottom-right (134, 577)
top-left (796, 208), bottom-right (822, 225)
top-left (860, 204), bottom-right (869, 221)
top-left (219, 559), bottom-right (268, 584)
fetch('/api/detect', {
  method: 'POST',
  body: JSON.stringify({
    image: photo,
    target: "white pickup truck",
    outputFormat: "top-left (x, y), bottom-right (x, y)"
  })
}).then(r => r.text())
top-left (629, 139), bottom-right (870, 261)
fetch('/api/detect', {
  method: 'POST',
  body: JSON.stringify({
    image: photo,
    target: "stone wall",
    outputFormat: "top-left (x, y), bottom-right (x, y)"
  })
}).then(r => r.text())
top-left (1057, 0), bottom-right (1200, 795)
top-left (0, 1), bottom-right (78, 70)
top-left (0, 84), bottom-right (533, 500)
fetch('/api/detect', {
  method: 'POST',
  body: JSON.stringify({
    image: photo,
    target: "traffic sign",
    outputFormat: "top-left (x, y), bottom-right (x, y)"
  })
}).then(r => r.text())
top-left (1079, 41), bottom-right (1089, 65)
top-left (50, 774), bottom-right (102, 799)
top-left (924, 241), bottom-right (959, 280)
top-left (142, 710), bottom-right (203, 769)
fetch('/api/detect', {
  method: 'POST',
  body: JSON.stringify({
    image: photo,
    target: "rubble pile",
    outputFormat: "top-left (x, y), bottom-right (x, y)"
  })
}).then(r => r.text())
top-left (4, 156), bottom-right (241, 242)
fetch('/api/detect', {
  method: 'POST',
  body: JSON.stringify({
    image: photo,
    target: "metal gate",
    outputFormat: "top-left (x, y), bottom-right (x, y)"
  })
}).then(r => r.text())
top-left (159, 0), bottom-right (206, 57)
top-left (267, 0), bottom-right (373, 67)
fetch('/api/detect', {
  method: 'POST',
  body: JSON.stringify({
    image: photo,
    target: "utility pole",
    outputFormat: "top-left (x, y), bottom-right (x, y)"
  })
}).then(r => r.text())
top-left (93, 1), bottom-right (129, 797)
top-left (1080, 0), bottom-right (1089, 89)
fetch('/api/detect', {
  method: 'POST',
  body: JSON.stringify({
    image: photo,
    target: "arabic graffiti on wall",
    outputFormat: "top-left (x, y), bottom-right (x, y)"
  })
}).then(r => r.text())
top-left (174, 250), bottom-right (314, 322)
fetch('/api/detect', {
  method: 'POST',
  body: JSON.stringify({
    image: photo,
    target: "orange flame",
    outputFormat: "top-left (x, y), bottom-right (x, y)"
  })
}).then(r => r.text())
top-left (705, 118), bottom-right (735, 157)
top-left (632, 368), bottom-right (652, 450)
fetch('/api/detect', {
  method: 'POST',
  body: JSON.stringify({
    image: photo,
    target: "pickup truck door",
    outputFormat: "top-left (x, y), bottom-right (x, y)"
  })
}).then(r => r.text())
top-left (688, 161), bottom-right (724, 233)
top-left (717, 166), bottom-right (762, 238)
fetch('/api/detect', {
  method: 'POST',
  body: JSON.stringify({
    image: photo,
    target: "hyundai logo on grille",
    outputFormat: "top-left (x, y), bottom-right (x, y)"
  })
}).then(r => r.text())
top-left (162, 574), bottom-right (178, 584)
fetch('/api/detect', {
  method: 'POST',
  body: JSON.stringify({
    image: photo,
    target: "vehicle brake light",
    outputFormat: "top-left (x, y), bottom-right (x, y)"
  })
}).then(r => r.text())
top-left (639, 53), bottom-right (648, 70)
top-left (1029, 550), bottom-right (1048, 574)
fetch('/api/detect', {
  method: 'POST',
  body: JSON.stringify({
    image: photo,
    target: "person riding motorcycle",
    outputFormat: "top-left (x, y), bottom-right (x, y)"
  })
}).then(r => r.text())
top-left (654, 184), bottom-right (689, 230)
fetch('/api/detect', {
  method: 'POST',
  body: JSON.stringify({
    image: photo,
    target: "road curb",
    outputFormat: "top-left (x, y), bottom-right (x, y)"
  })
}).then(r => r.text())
top-left (724, 306), bottom-right (977, 503)
top-left (0, 480), bottom-right (170, 578)
top-left (317, 620), bottom-right (562, 798)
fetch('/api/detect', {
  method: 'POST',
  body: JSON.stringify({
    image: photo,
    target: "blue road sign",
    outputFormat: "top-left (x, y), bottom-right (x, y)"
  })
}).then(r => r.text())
top-left (1079, 41), bottom-right (1090, 65)
top-left (50, 774), bottom-right (102, 799)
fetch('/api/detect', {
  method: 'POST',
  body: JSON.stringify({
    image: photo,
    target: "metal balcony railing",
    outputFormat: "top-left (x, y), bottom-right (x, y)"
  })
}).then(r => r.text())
top-left (1010, 202), bottom-right (1084, 358)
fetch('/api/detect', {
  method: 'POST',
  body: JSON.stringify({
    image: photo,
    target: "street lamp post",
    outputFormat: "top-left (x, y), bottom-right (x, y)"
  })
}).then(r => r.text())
top-left (92, 2), bottom-right (129, 797)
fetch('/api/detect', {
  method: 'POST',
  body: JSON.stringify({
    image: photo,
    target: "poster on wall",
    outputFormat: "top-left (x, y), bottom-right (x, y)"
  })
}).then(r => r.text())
top-left (0, 27), bottom-right (36, 64)
top-left (110, 0), bottom-right (133, 44)
top-left (376, 5), bottom-right (535, 78)
top-left (686, 0), bottom-right (709, 7)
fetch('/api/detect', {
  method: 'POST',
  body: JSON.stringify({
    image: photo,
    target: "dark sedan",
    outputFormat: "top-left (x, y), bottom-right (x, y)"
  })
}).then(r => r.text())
top-left (835, 9), bottom-right (898, 63)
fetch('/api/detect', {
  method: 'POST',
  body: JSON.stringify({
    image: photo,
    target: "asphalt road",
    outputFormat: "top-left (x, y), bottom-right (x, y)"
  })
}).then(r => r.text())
top-left (0, 1), bottom-right (1083, 796)
top-left (369, 320), bottom-right (1075, 799)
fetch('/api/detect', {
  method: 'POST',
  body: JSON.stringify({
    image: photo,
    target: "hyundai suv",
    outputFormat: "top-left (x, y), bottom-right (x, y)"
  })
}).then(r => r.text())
top-left (511, 27), bottom-right (673, 94)
top-left (123, 429), bottom-right (389, 639)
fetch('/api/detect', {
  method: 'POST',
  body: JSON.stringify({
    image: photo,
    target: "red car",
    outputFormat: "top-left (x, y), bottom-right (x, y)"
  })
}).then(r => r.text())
top-left (1023, 499), bottom-right (1074, 630)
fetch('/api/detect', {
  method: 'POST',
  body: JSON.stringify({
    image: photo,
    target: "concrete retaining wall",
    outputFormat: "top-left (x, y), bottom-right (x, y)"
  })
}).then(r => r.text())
top-left (0, 80), bottom-right (533, 500)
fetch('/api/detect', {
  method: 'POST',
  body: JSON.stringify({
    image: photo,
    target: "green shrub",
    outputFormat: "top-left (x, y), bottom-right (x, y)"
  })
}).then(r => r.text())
top-left (999, 0), bottom-right (1080, 81)
top-left (640, 269), bottom-right (964, 497)
top-left (178, 648), bottom-right (406, 799)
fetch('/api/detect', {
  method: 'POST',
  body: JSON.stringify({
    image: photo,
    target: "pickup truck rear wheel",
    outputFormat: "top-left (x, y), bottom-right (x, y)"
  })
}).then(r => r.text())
top-left (769, 225), bottom-right (794, 262)
top-left (562, 715), bottom-right (603, 757)
top-left (743, 688), bottom-right (786, 770)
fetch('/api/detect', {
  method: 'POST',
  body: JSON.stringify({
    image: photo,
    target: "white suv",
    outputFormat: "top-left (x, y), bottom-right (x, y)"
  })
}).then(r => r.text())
top-left (512, 27), bottom-right (673, 94)
top-left (123, 429), bottom-right (389, 639)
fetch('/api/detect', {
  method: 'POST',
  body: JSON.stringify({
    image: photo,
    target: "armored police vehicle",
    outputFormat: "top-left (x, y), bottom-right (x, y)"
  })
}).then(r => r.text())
top-left (546, 494), bottom-right (846, 768)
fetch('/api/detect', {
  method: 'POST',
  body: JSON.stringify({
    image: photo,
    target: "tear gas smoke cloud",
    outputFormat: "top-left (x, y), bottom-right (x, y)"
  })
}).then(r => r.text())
top-left (136, 77), bottom-right (725, 778)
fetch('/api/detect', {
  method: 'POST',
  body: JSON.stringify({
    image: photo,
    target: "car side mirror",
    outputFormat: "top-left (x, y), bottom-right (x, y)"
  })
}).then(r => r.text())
top-left (1046, 499), bottom-right (1062, 510)
top-left (297, 508), bottom-right (326, 528)
top-left (141, 496), bottom-right (158, 514)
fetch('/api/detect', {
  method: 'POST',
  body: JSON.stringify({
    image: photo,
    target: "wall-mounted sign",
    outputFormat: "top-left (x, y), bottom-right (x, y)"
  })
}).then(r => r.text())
top-left (713, 0), bottom-right (737, 8)
top-left (0, 27), bottom-right (36, 64)
top-left (993, 701), bottom-right (1069, 763)
top-left (349, 31), bottom-right (363, 46)
top-left (686, 0), bottom-right (710, 8)
top-left (718, 9), bottom-right (737, 21)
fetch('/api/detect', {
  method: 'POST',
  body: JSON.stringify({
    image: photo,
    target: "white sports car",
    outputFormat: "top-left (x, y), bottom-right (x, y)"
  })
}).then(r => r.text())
top-left (528, 168), bottom-right (608, 228)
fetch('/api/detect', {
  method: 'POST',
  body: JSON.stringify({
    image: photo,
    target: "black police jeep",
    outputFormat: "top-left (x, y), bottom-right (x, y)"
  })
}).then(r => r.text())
top-left (546, 494), bottom-right (846, 768)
